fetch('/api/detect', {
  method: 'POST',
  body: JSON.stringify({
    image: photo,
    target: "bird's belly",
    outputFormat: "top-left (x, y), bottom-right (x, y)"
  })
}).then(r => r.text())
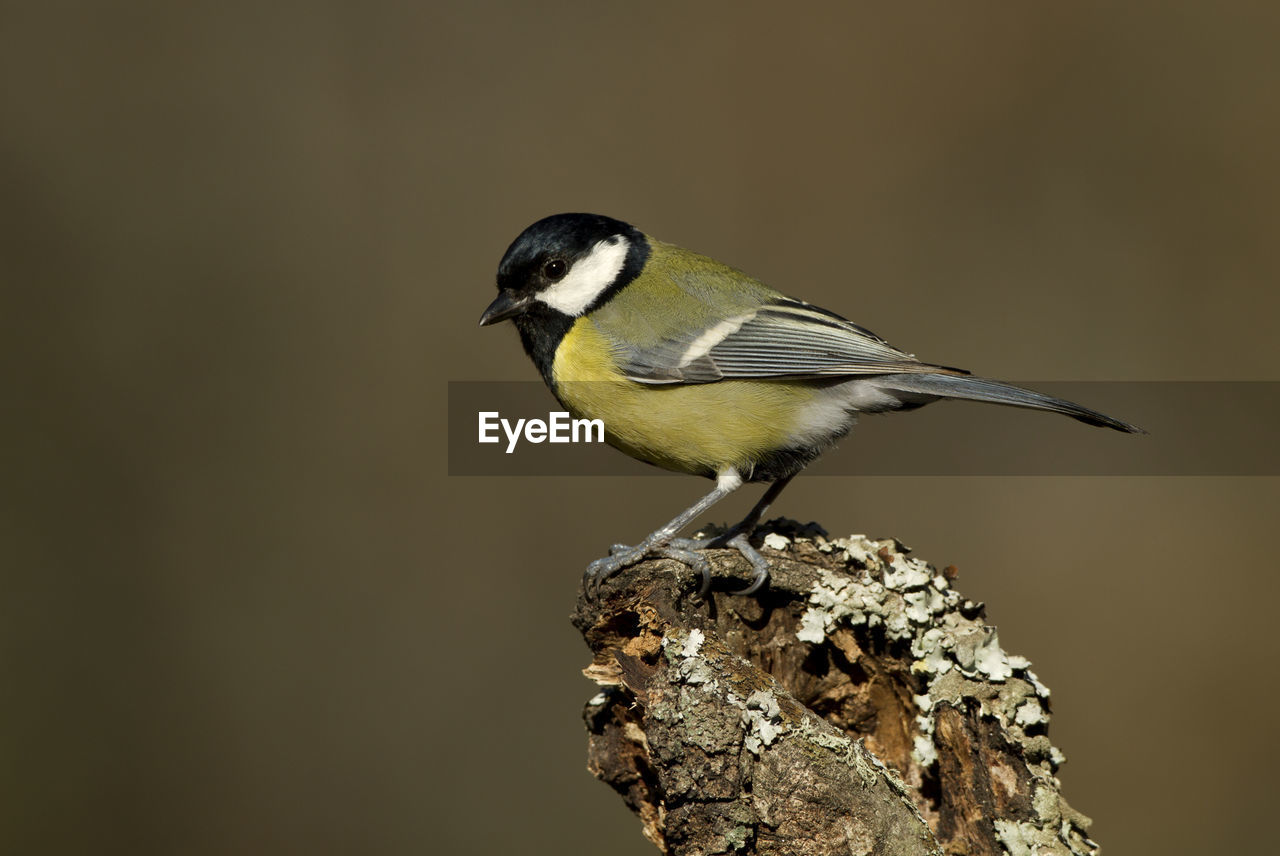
top-left (555, 377), bottom-right (833, 478)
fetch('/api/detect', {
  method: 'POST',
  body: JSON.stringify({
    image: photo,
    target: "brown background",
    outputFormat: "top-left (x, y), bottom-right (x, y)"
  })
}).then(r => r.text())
top-left (4, 3), bottom-right (1277, 854)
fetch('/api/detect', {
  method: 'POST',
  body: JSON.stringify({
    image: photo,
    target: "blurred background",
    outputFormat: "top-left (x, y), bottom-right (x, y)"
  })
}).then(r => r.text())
top-left (3, 2), bottom-right (1277, 853)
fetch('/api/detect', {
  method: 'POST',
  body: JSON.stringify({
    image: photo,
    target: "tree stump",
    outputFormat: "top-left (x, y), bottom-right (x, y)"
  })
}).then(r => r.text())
top-left (572, 520), bottom-right (1097, 856)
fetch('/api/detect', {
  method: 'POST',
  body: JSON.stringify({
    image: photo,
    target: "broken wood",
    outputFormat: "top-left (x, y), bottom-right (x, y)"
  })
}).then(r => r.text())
top-left (572, 520), bottom-right (1096, 856)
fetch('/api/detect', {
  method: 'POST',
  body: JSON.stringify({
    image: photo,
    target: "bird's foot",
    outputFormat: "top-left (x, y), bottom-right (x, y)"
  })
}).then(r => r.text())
top-left (722, 532), bottom-right (771, 596)
top-left (685, 528), bottom-right (771, 593)
top-left (583, 531), bottom-right (771, 599)
top-left (584, 542), bottom-right (714, 599)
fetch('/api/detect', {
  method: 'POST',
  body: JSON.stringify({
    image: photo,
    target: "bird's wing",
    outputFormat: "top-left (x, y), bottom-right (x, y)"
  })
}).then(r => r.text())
top-left (615, 298), bottom-right (966, 384)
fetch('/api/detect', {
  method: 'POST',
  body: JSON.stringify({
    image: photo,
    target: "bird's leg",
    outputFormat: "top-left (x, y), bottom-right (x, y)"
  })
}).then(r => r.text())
top-left (663, 473), bottom-right (797, 595)
top-left (712, 473), bottom-right (797, 595)
top-left (719, 473), bottom-right (796, 542)
top-left (664, 474), bottom-right (795, 550)
top-left (585, 470), bottom-right (742, 598)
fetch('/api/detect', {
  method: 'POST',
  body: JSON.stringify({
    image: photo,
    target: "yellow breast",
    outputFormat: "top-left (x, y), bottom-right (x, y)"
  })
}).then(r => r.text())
top-left (550, 317), bottom-right (818, 478)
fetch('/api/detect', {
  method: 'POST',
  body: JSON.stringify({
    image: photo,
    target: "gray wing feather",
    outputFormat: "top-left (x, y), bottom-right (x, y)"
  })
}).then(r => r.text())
top-left (617, 302), bottom-right (962, 384)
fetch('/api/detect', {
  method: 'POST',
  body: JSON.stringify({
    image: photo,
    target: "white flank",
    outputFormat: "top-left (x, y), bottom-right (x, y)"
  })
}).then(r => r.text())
top-left (785, 378), bottom-right (900, 447)
top-left (678, 312), bottom-right (755, 365)
top-left (716, 468), bottom-right (744, 492)
top-left (535, 236), bottom-right (630, 316)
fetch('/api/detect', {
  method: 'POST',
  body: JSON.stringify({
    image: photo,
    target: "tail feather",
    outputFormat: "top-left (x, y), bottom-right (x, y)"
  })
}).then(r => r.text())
top-left (879, 374), bottom-right (1146, 434)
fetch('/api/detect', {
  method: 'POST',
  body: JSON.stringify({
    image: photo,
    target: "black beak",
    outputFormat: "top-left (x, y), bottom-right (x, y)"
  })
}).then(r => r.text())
top-left (478, 289), bottom-right (531, 326)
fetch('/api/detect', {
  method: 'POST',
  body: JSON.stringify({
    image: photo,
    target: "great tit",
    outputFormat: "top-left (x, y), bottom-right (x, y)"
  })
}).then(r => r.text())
top-left (479, 213), bottom-right (1143, 596)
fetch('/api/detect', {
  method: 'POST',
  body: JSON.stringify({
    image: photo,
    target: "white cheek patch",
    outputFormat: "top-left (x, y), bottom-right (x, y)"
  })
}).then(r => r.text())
top-left (535, 236), bottom-right (630, 316)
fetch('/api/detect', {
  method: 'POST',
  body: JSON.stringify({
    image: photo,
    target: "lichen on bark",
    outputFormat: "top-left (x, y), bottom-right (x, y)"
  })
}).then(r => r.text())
top-left (573, 520), bottom-right (1097, 856)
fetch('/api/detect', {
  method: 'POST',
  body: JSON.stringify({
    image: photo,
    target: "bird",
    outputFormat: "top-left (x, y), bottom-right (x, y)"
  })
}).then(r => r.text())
top-left (479, 213), bottom-right (1143, 597)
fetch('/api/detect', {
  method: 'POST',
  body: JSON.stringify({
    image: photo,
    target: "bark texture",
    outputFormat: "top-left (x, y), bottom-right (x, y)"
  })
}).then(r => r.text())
top-left (573, 521), bottom-right (1097, 856)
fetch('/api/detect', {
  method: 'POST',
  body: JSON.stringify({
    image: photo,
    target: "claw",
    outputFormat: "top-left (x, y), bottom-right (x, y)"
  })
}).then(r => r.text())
top-left (583, 548), bottom-right (643, 600)
top-left (724, 532), bottom-right (771, 596)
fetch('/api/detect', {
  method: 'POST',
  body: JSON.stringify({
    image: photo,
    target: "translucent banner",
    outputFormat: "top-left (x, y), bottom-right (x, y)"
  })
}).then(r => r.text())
top-left (447, 381), bottom-right (1278, 476)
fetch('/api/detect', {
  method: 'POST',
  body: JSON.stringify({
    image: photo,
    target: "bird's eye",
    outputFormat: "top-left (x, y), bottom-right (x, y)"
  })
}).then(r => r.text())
top-left (542, 259), bottom-right (568, 282)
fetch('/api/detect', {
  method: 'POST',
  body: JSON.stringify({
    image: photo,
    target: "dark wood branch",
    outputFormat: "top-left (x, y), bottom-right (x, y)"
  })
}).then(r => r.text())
top-left (573, 520), bottom-right (1097, 856)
